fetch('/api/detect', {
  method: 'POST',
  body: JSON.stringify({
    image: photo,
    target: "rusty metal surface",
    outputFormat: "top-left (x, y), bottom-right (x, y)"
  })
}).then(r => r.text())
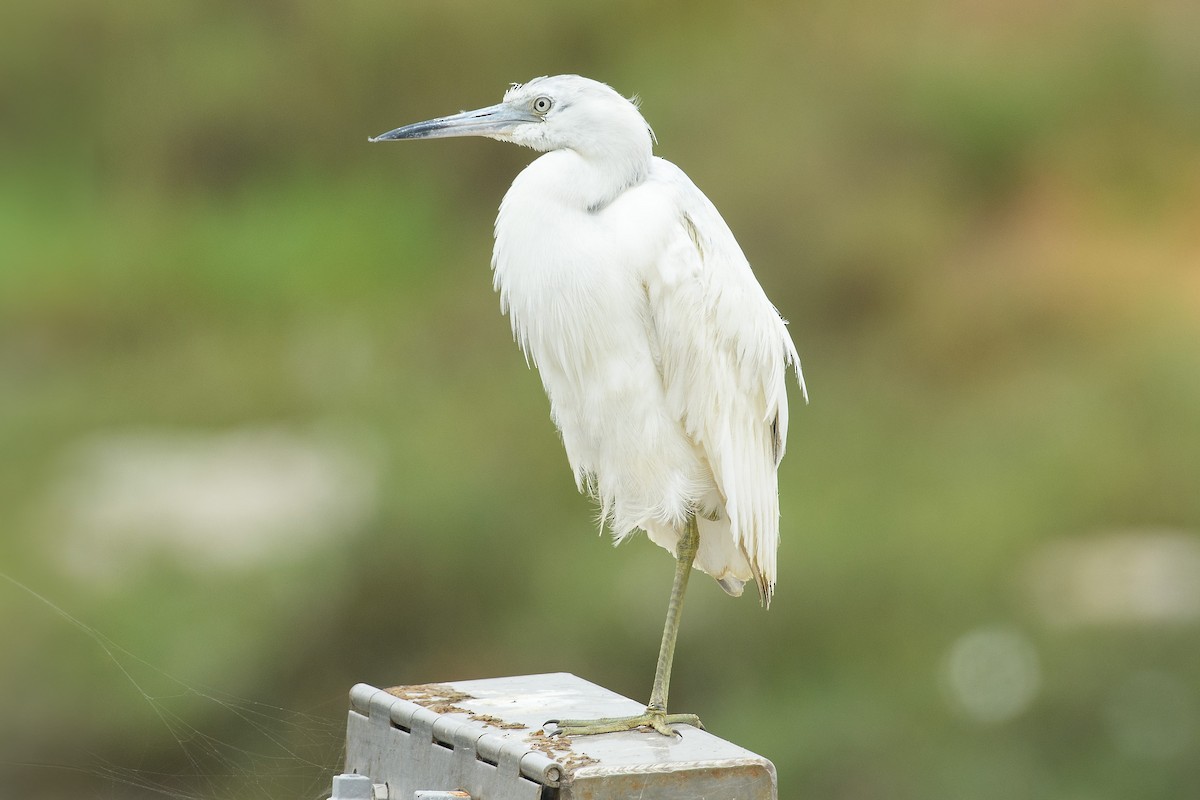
top-left (343, 672), bottom-right (776, 800)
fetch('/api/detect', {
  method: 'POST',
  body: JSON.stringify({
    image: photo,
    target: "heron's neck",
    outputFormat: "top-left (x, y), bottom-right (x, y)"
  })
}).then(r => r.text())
top-left (560, 144), bottom-right (651, 211)
top-left (522, 114), bottom-right (652, 209)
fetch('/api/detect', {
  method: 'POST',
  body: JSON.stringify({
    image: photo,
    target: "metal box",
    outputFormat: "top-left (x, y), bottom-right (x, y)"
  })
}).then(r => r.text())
top-left (339, 672), bottom-right (777, 800)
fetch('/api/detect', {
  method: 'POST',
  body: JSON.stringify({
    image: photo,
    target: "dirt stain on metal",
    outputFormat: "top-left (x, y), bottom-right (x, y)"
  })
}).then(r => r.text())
top-left (526, 729), bottom-right (600, 772)
top-left (472, 713), bottom-right (528, 730)
top-left (386, 683), bottom-right (474, 716)
top-left (386, 683), bottom-right (529, 730)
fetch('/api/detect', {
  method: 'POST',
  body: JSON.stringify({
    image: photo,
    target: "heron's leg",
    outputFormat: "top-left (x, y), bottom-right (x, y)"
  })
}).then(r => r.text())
top-left (549, 516), bottom-right (703, 737)
top-left (647, 512), bottom-right (698, 715)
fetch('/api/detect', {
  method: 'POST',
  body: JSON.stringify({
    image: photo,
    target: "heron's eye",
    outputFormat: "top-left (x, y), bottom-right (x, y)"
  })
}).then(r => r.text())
top-left (532, 95), bottom-right (553, 115)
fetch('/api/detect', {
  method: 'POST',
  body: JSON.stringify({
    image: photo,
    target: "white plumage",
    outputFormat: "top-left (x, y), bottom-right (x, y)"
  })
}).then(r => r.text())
top-left (372, 75), bottom-right (805, 734)
top-left (489, 76), bottom-right (804, 604)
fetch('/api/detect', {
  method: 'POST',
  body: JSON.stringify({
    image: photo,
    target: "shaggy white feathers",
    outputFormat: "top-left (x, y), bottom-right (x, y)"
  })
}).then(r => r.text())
top-left (489, 76), bottom-right (804, 604)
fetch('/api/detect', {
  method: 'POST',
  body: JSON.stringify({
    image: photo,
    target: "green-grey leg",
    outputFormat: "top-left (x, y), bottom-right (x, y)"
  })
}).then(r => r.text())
top-left (549, 515), bottom-right (704, 737)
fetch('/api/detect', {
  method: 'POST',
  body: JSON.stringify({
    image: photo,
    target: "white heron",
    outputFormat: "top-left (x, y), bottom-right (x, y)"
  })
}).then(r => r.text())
top-left (371, 75), bottom-right (805, 737)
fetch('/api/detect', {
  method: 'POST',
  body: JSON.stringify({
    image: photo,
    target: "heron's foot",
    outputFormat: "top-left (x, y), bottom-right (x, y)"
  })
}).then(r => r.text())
top-left (547, 707), bottom-right (703, 737)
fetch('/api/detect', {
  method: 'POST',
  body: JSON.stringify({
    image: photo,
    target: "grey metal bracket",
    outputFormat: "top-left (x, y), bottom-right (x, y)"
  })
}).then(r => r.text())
top-left (336, 672), bottom-right (776, 800)
top-left (329, 773), bottom-right (387, 799)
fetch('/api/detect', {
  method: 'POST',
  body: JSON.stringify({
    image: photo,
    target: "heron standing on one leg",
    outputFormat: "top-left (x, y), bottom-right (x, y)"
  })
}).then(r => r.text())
top-left (371, 75), bottom-right (806, 737)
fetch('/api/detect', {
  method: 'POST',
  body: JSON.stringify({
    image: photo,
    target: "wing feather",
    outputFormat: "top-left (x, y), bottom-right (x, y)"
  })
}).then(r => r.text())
top-left (643, 158), bottom-right (805, 604)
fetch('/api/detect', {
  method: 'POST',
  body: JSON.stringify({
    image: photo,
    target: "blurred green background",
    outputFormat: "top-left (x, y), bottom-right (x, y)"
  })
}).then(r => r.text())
top-left (3, 0), bottom-right (1199, 798)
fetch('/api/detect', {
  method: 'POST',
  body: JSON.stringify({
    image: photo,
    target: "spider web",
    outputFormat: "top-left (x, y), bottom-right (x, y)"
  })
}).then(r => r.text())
top-left (2, 573), bottom-right (346, 800)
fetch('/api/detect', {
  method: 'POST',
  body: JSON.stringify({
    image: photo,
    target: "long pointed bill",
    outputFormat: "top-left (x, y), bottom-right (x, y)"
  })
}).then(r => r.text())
top-left (369, 102), bottom-right (538, 143)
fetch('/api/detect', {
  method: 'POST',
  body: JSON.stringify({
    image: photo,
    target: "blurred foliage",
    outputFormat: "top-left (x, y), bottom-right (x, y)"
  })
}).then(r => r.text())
top-left (2, 0), bottom-right (1200, 798)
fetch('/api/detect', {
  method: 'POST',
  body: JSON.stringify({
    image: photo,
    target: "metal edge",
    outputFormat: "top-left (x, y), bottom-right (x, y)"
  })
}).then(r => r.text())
top-left (349, 683), bottom-right (383, 716)
top-left (347, 683), bottom-right (563, 788)
top-left (570, 755), bottom-right (775, 781)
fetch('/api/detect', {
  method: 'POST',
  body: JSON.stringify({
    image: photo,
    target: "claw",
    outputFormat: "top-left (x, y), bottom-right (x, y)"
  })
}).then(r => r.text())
top-left (649, 716), bottom-right (677, 737)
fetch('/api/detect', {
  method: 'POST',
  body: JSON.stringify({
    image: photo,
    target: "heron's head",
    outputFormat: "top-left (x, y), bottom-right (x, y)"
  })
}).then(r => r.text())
top-left (370, 75), bottom-right (655, 160)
